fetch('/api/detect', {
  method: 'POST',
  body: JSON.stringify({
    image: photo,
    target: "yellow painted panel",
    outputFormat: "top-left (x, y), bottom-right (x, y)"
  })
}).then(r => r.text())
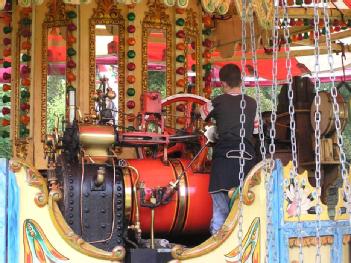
top-left (15, 165), bottom-right (122, 263)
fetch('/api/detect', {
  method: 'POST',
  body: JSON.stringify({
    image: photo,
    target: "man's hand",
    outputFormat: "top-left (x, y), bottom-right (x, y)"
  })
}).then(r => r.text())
top-left (204, 125), bottom-right (218, 143)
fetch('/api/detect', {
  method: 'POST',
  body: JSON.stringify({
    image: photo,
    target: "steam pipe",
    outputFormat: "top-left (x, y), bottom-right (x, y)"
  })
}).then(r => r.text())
top-left (127, 165), bottom-right (142, 243)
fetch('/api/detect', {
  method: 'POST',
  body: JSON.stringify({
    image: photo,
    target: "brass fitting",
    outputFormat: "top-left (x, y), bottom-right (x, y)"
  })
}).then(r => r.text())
top-left (95, 167), bottom-right (106, 186)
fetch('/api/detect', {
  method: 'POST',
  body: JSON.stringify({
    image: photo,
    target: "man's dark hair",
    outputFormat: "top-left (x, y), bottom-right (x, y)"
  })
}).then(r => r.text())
top-left (219, 64), bottom-right (241, 88)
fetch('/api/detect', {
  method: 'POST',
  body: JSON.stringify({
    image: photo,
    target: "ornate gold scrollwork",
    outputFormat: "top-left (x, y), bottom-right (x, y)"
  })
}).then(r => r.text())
top-left (232, 0), bottom-right (273, 30)
top-left (41, 0), bottom-right (70, 142)
top-left (88, 0), bottom-right (125, 126)
top-left (46, 0), bottom-right (67, 22)
top-left (171, 161), bottom-right (264, 260)
top-left (289, 236), bottom-right (334, 247)
top-left (242, 160), bottom-right (263, 205)
top-left (9, 158), bottom-right (49, 207)
top-left (184, 8), bottom-right (201, 95)
top-left (14, 138), bottom-right (30, 159)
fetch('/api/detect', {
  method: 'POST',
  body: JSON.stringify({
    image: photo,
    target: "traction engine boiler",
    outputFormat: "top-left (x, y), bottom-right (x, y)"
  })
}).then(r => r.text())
top-left (47, 92), bottom-right (213, 252)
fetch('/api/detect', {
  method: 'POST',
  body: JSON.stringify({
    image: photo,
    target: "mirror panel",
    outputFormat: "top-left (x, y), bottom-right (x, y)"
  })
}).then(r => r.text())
top-left (89, 2), bottom-right (125, 126)
top-left (95, 24), bottom-right (119, 123)
top-left (47, 26), bottom-right (67, 133)
top-left (147, 29), bottom-right (167, 98)
top-left (41, 0), bottom-right (69, 141)
top-left (142, 0), bottom-right (172, 98)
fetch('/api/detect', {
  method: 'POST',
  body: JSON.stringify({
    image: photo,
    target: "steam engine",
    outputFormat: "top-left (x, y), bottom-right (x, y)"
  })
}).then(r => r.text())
top-left (45, 77), bottom-right (349, 254)
top-left (46, 92), bottom-right (213, 252)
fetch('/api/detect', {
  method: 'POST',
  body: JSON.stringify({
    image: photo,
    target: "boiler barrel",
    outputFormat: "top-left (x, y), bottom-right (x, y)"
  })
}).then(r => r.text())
top-left (78, 124), bottom-right (116, 163)
top-left (123, 159), bottom-right (212, 235)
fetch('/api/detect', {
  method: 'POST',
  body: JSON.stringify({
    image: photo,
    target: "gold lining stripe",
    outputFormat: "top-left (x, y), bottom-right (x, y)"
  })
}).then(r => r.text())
top-left (168, 159), bottom-right (180, 234)
top-left (122, 168), bottom-right (133, 223)
top-left (169, 159), bottom-right (188, 234)
top-left (177, 160), bottom-right (189, 232)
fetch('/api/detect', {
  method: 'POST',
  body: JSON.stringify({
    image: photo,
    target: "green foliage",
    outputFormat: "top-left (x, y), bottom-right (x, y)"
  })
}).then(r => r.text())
top-left (0, 138), bottom-right (11, 158)
top-left (211, 86), bottom-right (279, 112)
top-left (0, 86), bottom-right (11, 158)
top-left (148, 71), bottom-right (166, 98)
top-left (211, 87), bottom-right (222, 98)
top-left (245, 87), bottom-right (281, 112)
top-left (47, 76), bottom-right (66, 133)
top-left (339, 85), bottom-right (351, 162)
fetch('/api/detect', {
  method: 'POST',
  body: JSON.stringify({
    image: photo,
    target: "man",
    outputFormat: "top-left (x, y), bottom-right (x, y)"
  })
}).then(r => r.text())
top-left (200, 63), bottom-right (258, 234)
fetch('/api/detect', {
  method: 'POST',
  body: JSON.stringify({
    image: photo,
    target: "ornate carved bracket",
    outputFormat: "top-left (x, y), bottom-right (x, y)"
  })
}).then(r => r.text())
top-left (144, 0), bottom-right (170, 26)
top-left (91, 0), bottom-right (121, 19)
top-left (9, 158), bottom-right (49, 207)
top-left (45, 0), bottom-right (67, 23)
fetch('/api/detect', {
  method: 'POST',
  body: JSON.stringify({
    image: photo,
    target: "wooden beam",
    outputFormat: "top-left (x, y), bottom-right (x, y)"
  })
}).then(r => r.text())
top-left (290, 29), bottom-right (351, 47)
top-left (281, 7), bottom-right (351, 19)
top-left (279, 26), bottom-right (312, 35)
top-left (211, 44), bottom-right (348, 62)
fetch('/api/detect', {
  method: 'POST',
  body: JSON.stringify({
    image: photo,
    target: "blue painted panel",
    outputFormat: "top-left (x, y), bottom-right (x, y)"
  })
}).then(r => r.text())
top-left (0, 158), bottom-right (19, 263)
top-left (272, 158), bottom-right (351, 263)
top-left (7, 165), bottom-right (19, 263)
top-left (0, 158), bottom-right (7, 263)
top-left (267, 160), bottom-right (282, 263)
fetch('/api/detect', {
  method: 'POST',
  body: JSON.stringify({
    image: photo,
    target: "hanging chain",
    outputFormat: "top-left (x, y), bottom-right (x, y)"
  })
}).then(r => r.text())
top-left (264, 0), bottom-right (281, 261)
top-left (248, 0), bottom-right (265, 162)
top-left (312, 0), bottom-right (322, 262)
top-left (247, 0), bottom-right (277, 262)
top-left (239, 0), bottom-right (248, 260)
top-left (281, 0), bottom-right (304, 262)
top-left (322, 0), bottom-right (351, 219)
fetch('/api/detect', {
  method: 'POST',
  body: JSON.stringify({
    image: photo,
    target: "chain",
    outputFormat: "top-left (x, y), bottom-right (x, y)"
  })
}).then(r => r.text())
top-left (248, 1), bottom-right (265, 162)
top-left (281, 1), bottom-right (304, 262)
top-left (322, 0), bottom-right (351, 220)
top-left (239, 0), bottom-right (248, 260)
top-left (312, 0), bottom-right (322, 261)
top-left (264, 0), bottom-right (281, 261)
top-left (247, 0), bottom-right (276, 261)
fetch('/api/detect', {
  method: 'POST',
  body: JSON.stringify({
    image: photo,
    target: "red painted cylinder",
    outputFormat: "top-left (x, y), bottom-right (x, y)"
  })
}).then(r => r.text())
top-left (123, 159), bottom-right (212, 235)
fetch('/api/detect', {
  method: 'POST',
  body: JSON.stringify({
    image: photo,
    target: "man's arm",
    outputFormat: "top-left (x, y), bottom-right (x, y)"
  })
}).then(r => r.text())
top-left (199, 100), bottom-right (214, 121)
top-left (253, 111), bottom-right (259, 135)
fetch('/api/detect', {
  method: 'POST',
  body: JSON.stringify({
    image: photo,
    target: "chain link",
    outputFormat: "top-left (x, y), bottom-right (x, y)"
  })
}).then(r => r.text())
top-left (322, 0), bottom-right (351, 220)
top-left (247, 0), bottom-right (277, 261)
top-left (264, 0), bottom-right (281, 261)
top-left (239, 0), bottom-right (248, 260)
top-left (312, 0), bottom-right (322, 261)
top-left (270, 0), bottom-right (279, 161)
top-left (248, 2), bottom-right (265, 162)
top-left (281, 0), bottom-right (304, 261)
